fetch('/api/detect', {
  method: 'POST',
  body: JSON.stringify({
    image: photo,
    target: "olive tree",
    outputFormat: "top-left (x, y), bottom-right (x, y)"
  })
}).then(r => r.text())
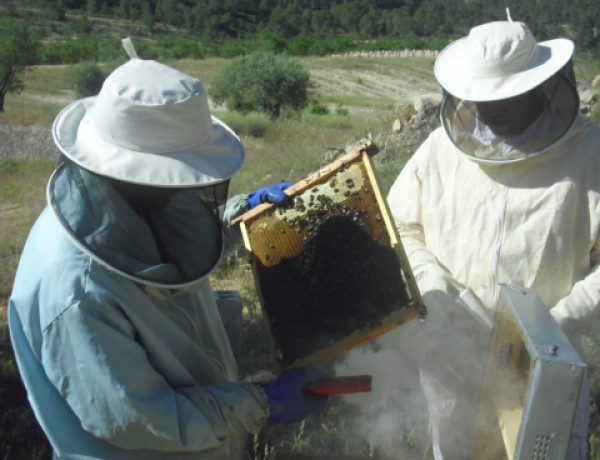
top-left (0, 21), bottom-right (39, 112)
top-left (208, 52), bottom-right (311, 119)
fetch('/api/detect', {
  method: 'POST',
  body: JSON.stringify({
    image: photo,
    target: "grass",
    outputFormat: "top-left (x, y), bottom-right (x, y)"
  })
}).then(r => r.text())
top-left (318, 94), bottom-right (396, 109)
top-left (301, 55), bottom-right (434, 75)
top-left (0, 160), bottom-right (56, 460)
top-left (216, 109), bottom-right (396, 198)
top-left (574, 51), bottom-right (600, 87)
top-left (217, 111), bottom-right (273, 139)
top-left (0, 160), bottom-right (56, 310)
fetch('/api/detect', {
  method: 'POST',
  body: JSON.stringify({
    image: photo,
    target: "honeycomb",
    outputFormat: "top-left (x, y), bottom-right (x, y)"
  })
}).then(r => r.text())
top-left (235, 143), bottom-right (424, 369)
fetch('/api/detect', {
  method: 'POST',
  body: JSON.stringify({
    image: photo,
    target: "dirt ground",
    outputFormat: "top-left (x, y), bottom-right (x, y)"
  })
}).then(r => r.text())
top-left (305, 55), bottom-right (440, 119)
top-left (311, 73), bottom-right (435, 107)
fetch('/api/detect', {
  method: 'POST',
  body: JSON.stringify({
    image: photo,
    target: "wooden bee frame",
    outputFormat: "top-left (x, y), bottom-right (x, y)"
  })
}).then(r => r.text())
top-left (233, 142), bottom-right (424, 371)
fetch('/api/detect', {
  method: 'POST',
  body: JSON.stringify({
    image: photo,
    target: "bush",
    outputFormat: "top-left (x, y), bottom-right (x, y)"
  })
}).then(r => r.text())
top-left (39, 36), bottom-right (100, 64)
top-left (159, 39), bottom-right (204, 59)
top-left (309, 105), bottom-right (329, 115)
top-left (217, 111), bottom-right (271, 138)
top-left (208, 52), bottom-right (311, 119)
top-left (71, 62), bottom-right (105, 98)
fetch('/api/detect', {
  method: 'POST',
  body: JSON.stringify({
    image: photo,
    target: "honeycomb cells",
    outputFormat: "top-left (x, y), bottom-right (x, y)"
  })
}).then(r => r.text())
top-left (246, 161), bottom-right (412, 367)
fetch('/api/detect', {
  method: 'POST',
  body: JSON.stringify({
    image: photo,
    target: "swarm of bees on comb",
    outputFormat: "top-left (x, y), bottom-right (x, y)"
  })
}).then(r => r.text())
top-left (235, 144), bottom-right (423, 369)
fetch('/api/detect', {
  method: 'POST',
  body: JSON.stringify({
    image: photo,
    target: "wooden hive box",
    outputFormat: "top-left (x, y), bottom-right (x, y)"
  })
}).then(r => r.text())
top-left (233, 142), bottom-right (424, 371)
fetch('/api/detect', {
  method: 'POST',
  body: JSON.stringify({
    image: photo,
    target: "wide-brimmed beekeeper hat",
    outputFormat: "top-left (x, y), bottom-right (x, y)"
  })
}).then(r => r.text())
top-left (52, 39), bottom-right (245, 188)
top-left (434, 20), bottom-right (574, 101)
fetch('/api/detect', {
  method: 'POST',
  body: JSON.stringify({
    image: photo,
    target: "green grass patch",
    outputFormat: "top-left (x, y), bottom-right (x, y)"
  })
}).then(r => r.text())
top-left (309, 105), bottom-right (329, 115)
top-left (590, 106), bottom-right (600, 126)
top-left (0, 160), bottom-right (55, 308)
top-left (0, 161), bottom-right (54, 459)
top-left (317, 94), bottom-right (394, 109)
top-left (166, 57), bottom-right (235, 88)
top-left (574, 51), bottom-right (600, 86)
top-left (226, 110), bottom-right (390, 197)
top-left (375, 157), bottom-right (410, 196)
top-left (300, 55), bottom-right (433, 75)
top-left (1, 96), bottom-right (64, 127)
top-left (22, 65), bottom-right (76, 95)
top-left (215, 111), bottom-right (272, 139)
top-left (0, 160), bottom-right (55, 201)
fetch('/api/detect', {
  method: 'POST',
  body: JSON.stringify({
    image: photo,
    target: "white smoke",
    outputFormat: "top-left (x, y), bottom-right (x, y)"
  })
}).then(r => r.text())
top-left (330, 292), bottom-right (495, 458)
top-left (332, 327), bottom-right (432, 458)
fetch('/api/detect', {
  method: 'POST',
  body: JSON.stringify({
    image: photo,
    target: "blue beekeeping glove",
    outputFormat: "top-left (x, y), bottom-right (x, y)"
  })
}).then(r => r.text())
top-left (247, 182), bottom-right (294, 209)
top-left (261, 367), bottom-right (328, 424)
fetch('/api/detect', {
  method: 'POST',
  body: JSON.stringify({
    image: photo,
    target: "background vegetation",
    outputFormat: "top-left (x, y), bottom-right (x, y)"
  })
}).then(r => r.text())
top-left (209, 52), bottom-right (311, 119)
top-left (0, 0), bottom-right (599, 67)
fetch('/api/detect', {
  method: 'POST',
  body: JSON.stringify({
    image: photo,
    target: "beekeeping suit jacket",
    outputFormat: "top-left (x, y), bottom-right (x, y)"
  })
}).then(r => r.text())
top-left (387, 115), bottom-right (600, 459)
top-left (8, 162), bottom-right (269, 459)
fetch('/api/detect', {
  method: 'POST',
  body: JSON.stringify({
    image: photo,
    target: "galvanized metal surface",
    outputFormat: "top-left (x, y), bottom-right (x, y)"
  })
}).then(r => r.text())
top-left (471, 284), bottom-right (586, 460)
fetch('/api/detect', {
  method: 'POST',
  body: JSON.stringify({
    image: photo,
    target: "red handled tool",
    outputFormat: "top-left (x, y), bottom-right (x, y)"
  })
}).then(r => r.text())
top-left (303, 375), bottom-right (372, 396)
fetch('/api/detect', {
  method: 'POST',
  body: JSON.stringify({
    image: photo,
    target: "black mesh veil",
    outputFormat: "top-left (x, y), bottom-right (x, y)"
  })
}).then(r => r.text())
top-left (49, 158), bottom-right (233, 286)
top-left (440, 62), bottom-right (579, 164)
top-left (190, 180), bottom-right (230, 223)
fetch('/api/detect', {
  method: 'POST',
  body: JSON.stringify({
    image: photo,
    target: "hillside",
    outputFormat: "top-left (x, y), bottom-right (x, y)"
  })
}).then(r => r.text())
top-left (0, 53), bottom-right (441, 161)
top-left (2, 0), bottom-right (600, 72)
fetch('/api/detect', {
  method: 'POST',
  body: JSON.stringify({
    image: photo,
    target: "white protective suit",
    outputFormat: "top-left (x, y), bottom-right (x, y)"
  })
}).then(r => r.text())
top-left (9, 163), bottom-right (269, 459)
top-left (387, 115), bottom-right (600, 459)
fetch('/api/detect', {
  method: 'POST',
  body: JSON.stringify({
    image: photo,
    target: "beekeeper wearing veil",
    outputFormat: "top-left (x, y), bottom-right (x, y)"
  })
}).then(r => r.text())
top-left (8, 39), bottom-right (327, 459)
top-left (388, 17), bottom-right (600, 460)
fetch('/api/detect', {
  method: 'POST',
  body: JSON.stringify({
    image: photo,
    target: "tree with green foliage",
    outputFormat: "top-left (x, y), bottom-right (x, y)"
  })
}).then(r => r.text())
top-left (0, 20), bottom-right (39, 112)
top-left (208, 52), bottom-right (311, 119)
top-left (4, 0), bottom-right (600, 62)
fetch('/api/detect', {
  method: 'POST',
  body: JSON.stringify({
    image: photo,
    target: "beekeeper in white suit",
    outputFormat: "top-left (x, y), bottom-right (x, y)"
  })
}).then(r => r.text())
top-left (387, 18), bottom-right (600, 460)
top-left (8, 40), bottom-right (327, 459)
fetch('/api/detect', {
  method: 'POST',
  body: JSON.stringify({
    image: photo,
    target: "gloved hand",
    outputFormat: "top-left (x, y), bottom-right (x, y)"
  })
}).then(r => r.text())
top-left (260, 367), bottom-right (328, 424)
top-left (247, 182), bottom-right (294, 209)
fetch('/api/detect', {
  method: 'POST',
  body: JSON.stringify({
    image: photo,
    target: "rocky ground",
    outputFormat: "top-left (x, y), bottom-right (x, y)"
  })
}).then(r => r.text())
top-left (0, 124), bottom-right (61, 162)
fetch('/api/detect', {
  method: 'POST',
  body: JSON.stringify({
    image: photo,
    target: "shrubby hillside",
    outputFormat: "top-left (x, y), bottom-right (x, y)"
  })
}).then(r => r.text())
top-left (0, 0), bottom-right (599, 64)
